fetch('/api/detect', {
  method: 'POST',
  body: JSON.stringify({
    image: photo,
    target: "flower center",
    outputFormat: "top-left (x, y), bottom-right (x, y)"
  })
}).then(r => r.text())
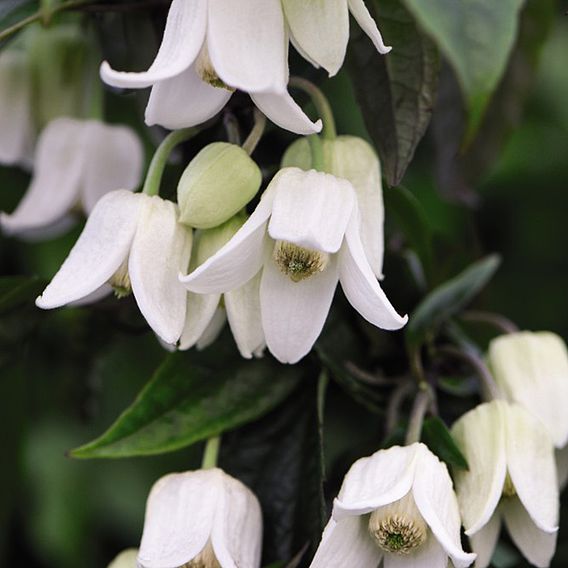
top-left (272, 240), bottom-right (330, 282)
top-left (368, 492), bottom-right (428, 555)
top-left (196, 45), bottom-right (234, 92)
top-left (502, 472), bottom-right (516, 498)
top-left (109, 259), bottom-right (131, 298)
top-left (181, 543), bottom-right (220, 568)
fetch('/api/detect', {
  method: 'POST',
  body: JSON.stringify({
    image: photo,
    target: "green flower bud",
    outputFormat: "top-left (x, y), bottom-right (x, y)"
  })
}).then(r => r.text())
top-left (193, 213), bottom-right (246, 268)
top-left (177, 142), bottom-right (262, 230)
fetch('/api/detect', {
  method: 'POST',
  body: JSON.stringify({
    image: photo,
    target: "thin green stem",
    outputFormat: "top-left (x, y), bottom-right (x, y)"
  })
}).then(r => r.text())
top-left (142, 128), bottom-right (198, 196)
top-left (241, 110), bottom-right (267, 155)
top-left (223, 112), bottom-right (241, 145)
top-left (201, 436), bottom-right (221, 470)
top-left (460, 310), bottom-right (519, 335)
top-left (308, 135), bottom-right (325, 172)
top-left (405, 386), bottom-right (432, 445)
top-left (289, 76), bottom-right (337, 140)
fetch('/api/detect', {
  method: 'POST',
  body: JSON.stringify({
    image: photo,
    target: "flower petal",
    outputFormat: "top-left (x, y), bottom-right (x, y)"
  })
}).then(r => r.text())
top-left (196, 307), bottom-right (227, 351)
top-left (267, 168), bottom-right (354, 253)
top-left (36, 190), bottom-right (141, 308)
top-left (503, 402), bottom-right (558, 533)
top-left (348, 0), bottom-right (392, 54)
top-left (251, 91), bottom-right (322, 135)
top-left (384, 534), bottom-right (449, 568)
top-left (468, 513), bottom-right (501, 568)
top-left (309, 516), bottom-right (383, 568)
top-left (207, 0), bottom-right (287, 93)
top-left (451, 401), bottom-right (507, 535)
top-left (260, 253), bottom-right (338, 364)
top-left (145, 63), bottom-right (231, 130)
top-left (338, 212), bottom-right (407, 330)
top-left (129, 197), bottom-right (192, 344)
top-left (225, 274), bottom-right (264, 359)
top-left (108, 548), bottom-right (138, 568)
top-left (178, 292), bottom-right (221, 351)
top-left (138, 469), bottom-right (223, 568)
top-left (282, 0), bottom-right (349, 77)
top-left (502, 497), bottom-right (558, 568)
top-left (412, 444), bottom-right (476, 568)
top-left (100, 0), bottom-right (207, 88)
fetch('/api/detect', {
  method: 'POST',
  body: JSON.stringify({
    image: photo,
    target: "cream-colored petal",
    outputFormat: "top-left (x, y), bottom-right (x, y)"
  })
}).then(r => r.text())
top-left (196, 307), bottom-right (227, 351)
top-left (178, 292), bottom-right (221, 351)
top-left (348, 0), bottom-right (392, 54)
top-left (468, 513), bottom-right (501, 568)
top-left (107, 548), bottom-right (138, 568)
top-left (384, 534), bottom-right (449, 568)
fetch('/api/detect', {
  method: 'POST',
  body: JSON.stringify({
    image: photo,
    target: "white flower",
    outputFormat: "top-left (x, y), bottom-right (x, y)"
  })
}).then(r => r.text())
top-left (100, 0), bottom-right (321, 135)
top-left (282, 0), bottom-right (391, 77)
top-left (451, 400), bottom-right (559, 568)
top-left (180, 167), bottom-right (407, 364)
top-left (36, 190), bottom-right (192, 345)
top-left (107, 549), bottom-right (138, 568)
top-left (488, 331), bottom-right (568, 449)
top-left (137, 469), bottom-right (262, 568)
top-left (1, 117), bottom-right (143, 241)
top-left (309, 443), bottom-right (476, 568)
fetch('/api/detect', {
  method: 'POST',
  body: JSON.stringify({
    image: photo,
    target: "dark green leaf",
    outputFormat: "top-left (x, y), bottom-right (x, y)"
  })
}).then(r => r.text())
top-left (422, 416), bottom-right (468, 470)
top-left (406, 254), bottom-right (501, 348)
top-left (347, 0), bottom-right (439, 186)
top-left (0, 276), bottom-right (45, 316)
top-left (71, 353), bottom-right (300, 458)
top-left (0, 0), bottom-right (36, 34)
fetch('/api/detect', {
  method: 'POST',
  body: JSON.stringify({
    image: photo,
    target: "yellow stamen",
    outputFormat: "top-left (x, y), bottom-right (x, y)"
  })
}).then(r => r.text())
top-left (195, 45), bottom-right (234, 92)
top-left (272, 240), bottom-right (330, 282)
top-left (109, 259), bottom-right (131, 298)
top-left (502, 472), bottom-right (516, 498)
top-left (181, 543), bottom-right (220, 568)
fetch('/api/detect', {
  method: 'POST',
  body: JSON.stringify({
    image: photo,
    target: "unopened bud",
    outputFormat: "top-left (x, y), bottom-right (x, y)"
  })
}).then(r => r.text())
top-left (194, 213), bottom-right (246, 268)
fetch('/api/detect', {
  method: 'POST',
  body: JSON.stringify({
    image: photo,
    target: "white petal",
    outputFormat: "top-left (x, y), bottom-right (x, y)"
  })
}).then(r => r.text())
top-left (502, 498), bottom-right (558, 568)
top-left (338, 212), bottom-right (407, 330)
top-left (260, 254), bottom-right (338, 364)
top-left (81, 121), bottom-right (144, 212)
top-left (334, 445), bottom-right (420, 518)
top-left (145, 63), bottom-right (231, 130)
top-left (412, 444), bottom-right (476, 568)
top-left (36, 190), bottom-right (141, 308)
top-left (180, 188), bottom-right (275, 294)
top-left (282, 0), bottom-right (349, 77)
top-left (251, 91), bottom-right (322, 135)
top-left (178, 292), bottom-right (221, 351)
top-left (196, 307), bottom-right (227, 351)
top-left (225, 274), bottom-right (264, 359)
top-left (207, 0), bottom-right (287, 93)
top-left (68, 283), bottom-right (113, 307)
top-left (451, 401), bottom-right (507, 535)
top-left (210, 471), bottom-right (263, 568)
top-left (100, 0), bottom-right (207, 88)
top-left (503, 402), bottom-right (559, 533)
top-left (384, 534), bottom-right (448, 568)
top-left (107, 548), bottom-right (138, 568)
top-left (138, 469), bottom-right (223, 568)
top-left (468, 513), bottom-right (501, 568)
top-left (1, 118), bottom-right (87, 238)
top-left (348, 0), bottom-right (392, 54)
top-left (556, 445), bottom-right (568, 490)
top-left (129, 198), bottom-right (192, 344)
top-left (309, 516), bottom-right (383, 568)
top-left (268, 168), bottom-right (354, 253)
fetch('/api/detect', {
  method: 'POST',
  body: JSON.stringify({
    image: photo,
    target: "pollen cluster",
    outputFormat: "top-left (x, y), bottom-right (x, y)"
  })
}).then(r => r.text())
top-left (196, 46), bottom-right (234, 92)
top-left (109, 260), bottom-right (132, 298)
top-left (272, 240), bottom-right (330, 282)
top-left (502, 472), bottom-right (517, 498)
top-left (182, 543), bottom-right (221, 568)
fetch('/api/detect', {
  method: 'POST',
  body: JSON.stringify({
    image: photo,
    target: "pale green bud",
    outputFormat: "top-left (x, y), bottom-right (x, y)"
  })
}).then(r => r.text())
top-left (193, 213), bottom-right (246, 268)
top-left (178, 142), bottom-right (261, 229)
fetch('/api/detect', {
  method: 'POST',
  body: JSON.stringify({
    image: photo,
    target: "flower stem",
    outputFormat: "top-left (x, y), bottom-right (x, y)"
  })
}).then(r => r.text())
top-left (201, 436), bottom-right (221, 470)
top-left (460, 310), bottom-right (519, 335)
top-left (308, 135), bottom-right (325, 172)
top-left (223, 112), bottom-right (241, 145)
top-left (242, 110), bottom-right (267, 155)
top-left (142, 128), bottom-right (198, 196)
top-left (289, 76), bottom-right (337, 140)
top-left (405, 386), bottom-right (432, 445)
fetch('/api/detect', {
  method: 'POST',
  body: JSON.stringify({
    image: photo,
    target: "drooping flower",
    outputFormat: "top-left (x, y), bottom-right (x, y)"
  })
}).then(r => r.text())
top-left (107, 549), bottom-right (138, 568)
top-left (100, 0), bottom-right (321, 135)
top-left (451, 400), bottom-right (559, 568)
top-left (137, 469), bottom-right (262, 568)
top-left (282, 0), bottom-right (391, 77)
top-left (309, 443), bottom-right (476, 568)
top-left (180, 167), bottom-right (407, 364)
top-left (1, 117), bottom-right (143, 240)
top-left (36, 190), bottom-right (192, 345)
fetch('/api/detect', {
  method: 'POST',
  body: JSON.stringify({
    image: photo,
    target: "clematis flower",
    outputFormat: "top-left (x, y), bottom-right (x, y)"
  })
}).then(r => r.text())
top-left (309, 443), bottom-right (476, 568)
top-left (180, 167), bottom-right (407, 364)
top-left (282, 0), bottom-right (391, 77)
top-left (137, 469), bottom-right (262, 568)
top-left (36, 190), bottom-right (192, 345)
top-left (1, 117), bottom-right (143, 241)
top-left (107, 549), bottom-right (138, 568)
top-left (451, 400), bottom-right (559, 568)
top-left (100, 0), bottom-right (321, 135)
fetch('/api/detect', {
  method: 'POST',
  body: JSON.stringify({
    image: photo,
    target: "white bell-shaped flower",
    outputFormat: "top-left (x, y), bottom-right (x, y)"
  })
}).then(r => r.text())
top-left (107, 549), bottom-right (138, 568)
top-left (180, 167), bottom-right (406, 364)
top-left (488, 331), bottom-right (568, 449)
top-left (36, 190), bottom-right (192, 345)
top-left (0, 117), bottom-right (143, 241)
top-left (137, 469), bottom-right (262, 568)
top-left (282, 0), bottom-right (391, 76)
top-left (100, 0), bottom-right (321, 135)
top-left (309, 443), bottom-right (475, 568)
top-left (451, 400), bottom-right (559, 568)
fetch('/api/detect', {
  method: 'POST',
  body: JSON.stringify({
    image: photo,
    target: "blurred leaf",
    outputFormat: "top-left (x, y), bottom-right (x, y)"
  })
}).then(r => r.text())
top-left (422, 416), bottom-right (468, 470)
top-left (0, 0), bottom-right (36, 35)
top-left (71, 353), bottom-right (300, 458)
top-left (347, 0), bottom-right (439, 186)
top-left (406, 254), bottom-right (501, 348)
top-left (0, 276), bottom-right (45, 316)
top-left (402, 0), bottom-right (524, 139)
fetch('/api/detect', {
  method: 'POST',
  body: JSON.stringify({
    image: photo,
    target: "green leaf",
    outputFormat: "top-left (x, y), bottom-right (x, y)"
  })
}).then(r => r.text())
top-left (422, 416), bottom-right (469, 470)
top-left (347, 0), bottom-right (439, 186)
top-left (71, 353), bottom-right (300, 458)
top-left (0, 0), bottom-right (36, 30)
top-left (402, 0), bottom-right (525, 139)
top-left (406, 254), bottom-right (501, 348)
top-left (0, 276), bottom-right (45, 316)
